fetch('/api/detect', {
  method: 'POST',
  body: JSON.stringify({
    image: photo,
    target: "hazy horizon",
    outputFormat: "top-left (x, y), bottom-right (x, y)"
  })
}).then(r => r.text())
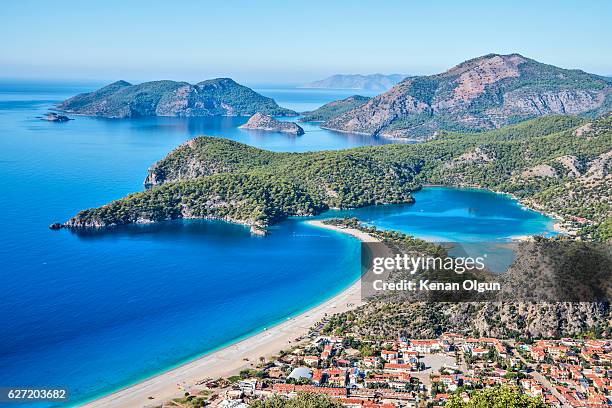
top-left (2, 0), bottom-right (611, 84)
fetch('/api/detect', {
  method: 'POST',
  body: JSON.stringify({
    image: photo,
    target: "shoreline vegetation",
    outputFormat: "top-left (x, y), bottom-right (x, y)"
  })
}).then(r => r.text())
top-left (81, 220), bottom-right (384, 408)
top-left (312, 218), bottom-right (611, 338)
top-left (61, 114), bottom-right (611, 240)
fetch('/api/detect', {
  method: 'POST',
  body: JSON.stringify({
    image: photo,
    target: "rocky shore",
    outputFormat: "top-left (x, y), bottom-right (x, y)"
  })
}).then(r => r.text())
top-left (239, 113), bottom-right (304, 135)
top-left (41, 112), bottom-right (72, 122)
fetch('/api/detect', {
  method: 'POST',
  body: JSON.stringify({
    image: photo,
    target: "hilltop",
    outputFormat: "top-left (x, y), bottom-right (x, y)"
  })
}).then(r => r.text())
top-left (58, 78), bottom-right (297, 118)
top-left (323, 54), bottom-right (611, 139)
top-left (300, 95), bottom-right (370, 122)
top-left (302, 74), bottom-right (407, 91)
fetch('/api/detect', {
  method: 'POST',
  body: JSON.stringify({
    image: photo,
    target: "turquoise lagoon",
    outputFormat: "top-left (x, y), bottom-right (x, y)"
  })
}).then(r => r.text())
top-left (0, 81), bottom-right (555, 406)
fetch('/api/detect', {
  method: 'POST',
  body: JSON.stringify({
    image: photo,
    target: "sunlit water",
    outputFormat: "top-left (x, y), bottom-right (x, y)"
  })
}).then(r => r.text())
top-left (0, 81), bottom-right (555, 406)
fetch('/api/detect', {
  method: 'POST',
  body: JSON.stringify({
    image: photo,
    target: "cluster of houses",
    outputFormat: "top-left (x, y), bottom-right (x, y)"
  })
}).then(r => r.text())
top-left (182, 334), bottom-right (610, 408)
top-left (518, 339), bottom-right (611, 407)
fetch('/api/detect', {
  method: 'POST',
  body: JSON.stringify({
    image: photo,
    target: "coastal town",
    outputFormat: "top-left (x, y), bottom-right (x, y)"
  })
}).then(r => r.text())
top-left (162, 322), bottom-right (611, 408)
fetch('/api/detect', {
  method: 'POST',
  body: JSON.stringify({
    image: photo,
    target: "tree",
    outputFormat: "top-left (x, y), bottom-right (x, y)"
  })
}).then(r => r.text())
top-left (445, 386), bottom-right (547, 408)
top-left (250, 392), bottom-right (344, 408)
top-left (359, 344), bottom-right (374, 357)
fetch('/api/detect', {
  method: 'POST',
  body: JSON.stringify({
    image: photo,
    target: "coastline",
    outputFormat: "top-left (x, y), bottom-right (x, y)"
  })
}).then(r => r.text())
top-left (81, 220), bottom-right (381, 408)
top-left (71, 188), bottom-right (555, 407)
top-left (319, 125), bottom-right (423, 142)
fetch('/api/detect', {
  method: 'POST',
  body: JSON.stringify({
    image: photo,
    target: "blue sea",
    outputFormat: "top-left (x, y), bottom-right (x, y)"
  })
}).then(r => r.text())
top-left (0, 80), bottom-right (555, 406)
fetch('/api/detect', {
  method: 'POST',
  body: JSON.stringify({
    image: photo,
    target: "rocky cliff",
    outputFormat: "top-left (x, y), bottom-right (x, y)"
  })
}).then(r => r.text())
top-left (58, 78), bottom-right (297, 118)
top-left (324, 54), bottom-right (611, 139)
top-left (239, 113), bottom-right (304, 135)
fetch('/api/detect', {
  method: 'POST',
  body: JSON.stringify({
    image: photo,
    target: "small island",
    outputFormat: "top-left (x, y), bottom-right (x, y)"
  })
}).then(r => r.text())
top-left (57, 78), bottom-right (297, 118)
top-left (239, 113), bottom-right (305, 135)
top-left (41, 112), bottom-right (72, 122)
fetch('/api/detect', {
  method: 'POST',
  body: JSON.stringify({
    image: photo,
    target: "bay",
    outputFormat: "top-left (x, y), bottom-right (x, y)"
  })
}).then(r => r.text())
top-left (0, 81), bottom-right (555, 406)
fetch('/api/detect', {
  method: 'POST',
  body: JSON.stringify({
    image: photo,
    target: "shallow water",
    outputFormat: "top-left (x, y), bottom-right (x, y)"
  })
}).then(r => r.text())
top-left (325, 187), bottom-right (556, 243)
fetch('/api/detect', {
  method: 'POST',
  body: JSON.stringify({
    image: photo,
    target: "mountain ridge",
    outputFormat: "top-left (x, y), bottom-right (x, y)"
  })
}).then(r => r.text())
top-left (323, 54), bottom-right (611, 139)
top-left (58, 78), bottom-right (297, 118)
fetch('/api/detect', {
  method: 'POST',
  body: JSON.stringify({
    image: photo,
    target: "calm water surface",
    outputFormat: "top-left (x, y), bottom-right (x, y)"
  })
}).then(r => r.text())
top-left (0, 81), bottom-right (555, 406)
top-left (327, 187), bottom-right (556, 242)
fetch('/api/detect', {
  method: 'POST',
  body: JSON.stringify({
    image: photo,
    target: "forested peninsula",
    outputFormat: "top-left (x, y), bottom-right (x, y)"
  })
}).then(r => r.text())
top-left (63, 114), bottom-right (612, 239)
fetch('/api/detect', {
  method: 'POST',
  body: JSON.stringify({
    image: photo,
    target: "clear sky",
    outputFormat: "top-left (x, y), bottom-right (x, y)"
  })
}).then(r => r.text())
top-left (1, 0), bottom-right (610, 84)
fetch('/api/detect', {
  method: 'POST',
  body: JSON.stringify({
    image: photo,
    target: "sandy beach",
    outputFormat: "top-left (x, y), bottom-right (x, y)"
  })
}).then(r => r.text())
top-left (82, 220), bottom-right (381, 408)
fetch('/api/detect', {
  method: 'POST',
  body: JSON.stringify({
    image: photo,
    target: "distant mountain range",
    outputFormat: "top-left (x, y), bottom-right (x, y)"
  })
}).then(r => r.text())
top-left (58, 78), bottom-right (297, 118)
top-left (322, 54), bottom-right (612, 139)
top-left (302, 74), bottom-right (407, 91)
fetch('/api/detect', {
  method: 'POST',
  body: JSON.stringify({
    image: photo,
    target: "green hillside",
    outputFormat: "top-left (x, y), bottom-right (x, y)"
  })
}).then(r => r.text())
top-left (65, 114), bottom-right (612, 238)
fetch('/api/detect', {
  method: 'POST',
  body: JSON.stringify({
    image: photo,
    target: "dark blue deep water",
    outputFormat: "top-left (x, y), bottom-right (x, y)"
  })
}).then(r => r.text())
top-left (0, 81), bottom-right (554, 406)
